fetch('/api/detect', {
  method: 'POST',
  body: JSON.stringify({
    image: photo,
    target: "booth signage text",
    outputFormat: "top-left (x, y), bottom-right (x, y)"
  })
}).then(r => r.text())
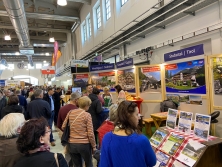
top-left (71, 60), bottom-right (89, 68)
top-left (90, 63), bottom-right (115, 71)
top-left (164, 44), bottom-right (204, 62)
top-left (116, 58), bottom-right (133, 68)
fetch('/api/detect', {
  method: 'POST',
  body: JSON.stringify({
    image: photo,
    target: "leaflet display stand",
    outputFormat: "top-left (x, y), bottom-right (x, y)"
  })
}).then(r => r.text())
top-left (150, 127), bottom-right (222, 167)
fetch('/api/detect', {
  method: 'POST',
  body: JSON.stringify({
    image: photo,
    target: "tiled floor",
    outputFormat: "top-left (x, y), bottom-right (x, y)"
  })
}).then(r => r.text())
top-left (50, 126), bottom-right (97, 167)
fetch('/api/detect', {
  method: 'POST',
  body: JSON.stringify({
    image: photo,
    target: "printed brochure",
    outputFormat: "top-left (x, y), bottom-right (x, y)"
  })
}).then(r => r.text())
top-left (194, 113), bottom-right (211, 140)
top-left (178, 111), bottom-right (193, 134)
top-left (162, 133), bottom-right (185, 156)
top-left (177, 139), bottom-right (206, 167)
top-left (166, 108), bottom-right (178, 129)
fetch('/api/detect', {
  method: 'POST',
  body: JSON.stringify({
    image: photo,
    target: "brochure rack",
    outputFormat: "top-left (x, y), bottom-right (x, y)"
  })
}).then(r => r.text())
top-left (151, 127), bottom-right (222, 167)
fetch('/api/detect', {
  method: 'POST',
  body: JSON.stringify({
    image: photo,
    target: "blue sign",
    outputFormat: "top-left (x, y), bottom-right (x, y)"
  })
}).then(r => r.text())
top-left (90, 63), bottom-right (115, 72)
top-left (116, 58), bottom-right (133, 68)
top-left (164, 44), bottom-right (204, 62)
top-left (0, 80), bottom-right (5, 86)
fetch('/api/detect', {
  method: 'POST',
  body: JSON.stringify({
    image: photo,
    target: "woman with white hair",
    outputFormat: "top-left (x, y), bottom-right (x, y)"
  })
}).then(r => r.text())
top-left (0, 113), bottom-right (25, 167)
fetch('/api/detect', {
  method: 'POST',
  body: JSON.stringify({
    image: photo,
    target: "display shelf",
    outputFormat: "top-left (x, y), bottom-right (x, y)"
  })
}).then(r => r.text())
top-left (150, 127), bottom-right (222, 167)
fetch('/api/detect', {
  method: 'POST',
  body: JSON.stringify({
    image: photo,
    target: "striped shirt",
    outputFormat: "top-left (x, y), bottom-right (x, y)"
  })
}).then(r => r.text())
top-left (62, 108), bottom-right (96, 150)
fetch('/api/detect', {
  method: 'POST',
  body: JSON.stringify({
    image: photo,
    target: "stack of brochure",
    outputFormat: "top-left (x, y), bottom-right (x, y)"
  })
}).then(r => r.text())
top-left (150, 129), bottom-right (169, 148)
top-left (161, 133), bottom-right (185, 156)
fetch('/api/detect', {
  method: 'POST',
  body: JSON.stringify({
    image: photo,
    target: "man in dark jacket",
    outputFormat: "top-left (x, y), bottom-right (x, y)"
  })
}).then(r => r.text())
top-left (26, 89), bottom-right (51, 121)
top-left (15, 89), bottom-right (27, 111)
top-left (0, 90), bottom-right (7, 119)
top-left (53, 87), bottom-right (61, 126)
top-left (43, 87), bottom-right (56, 146)
top-left (88, 87), bottom-right (103, 144)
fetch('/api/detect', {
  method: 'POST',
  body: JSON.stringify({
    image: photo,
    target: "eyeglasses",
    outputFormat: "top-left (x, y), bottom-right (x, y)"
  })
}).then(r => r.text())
top-left (45, 129), bottom-right (51, 134)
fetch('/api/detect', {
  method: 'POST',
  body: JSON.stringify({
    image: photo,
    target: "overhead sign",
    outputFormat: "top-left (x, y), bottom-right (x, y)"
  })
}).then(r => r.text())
top-left (5, 80), bottom-right (20, 88)
top-left (41, 66), bottom-right (55, 74)
top-left (90, 63), bottom-right (115, 72)
top-left (71, 60), bottom-right (89, 68)
top-left (116, 58), bottom-right (133, 68)
top-left (164, 44), bottom-right (204, 62)
top-left (0, 80), bottom-right (5, 86)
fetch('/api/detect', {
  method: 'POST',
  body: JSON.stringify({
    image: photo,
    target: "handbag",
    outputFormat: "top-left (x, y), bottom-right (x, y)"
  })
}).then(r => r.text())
top-left (61, 110), bottom-right (84, 146)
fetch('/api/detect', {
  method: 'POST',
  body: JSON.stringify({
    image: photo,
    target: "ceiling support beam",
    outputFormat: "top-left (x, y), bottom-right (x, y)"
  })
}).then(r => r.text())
top-left (0, 25), bottom-right (70, 33)
top-left (68, 0), bottom-right (91, 5)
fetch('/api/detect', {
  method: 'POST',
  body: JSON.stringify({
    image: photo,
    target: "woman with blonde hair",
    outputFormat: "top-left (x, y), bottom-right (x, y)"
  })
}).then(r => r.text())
top-left (62, 96), bottom-right (96, 167)
top-left (0, 113), bottom-right (25, 167)
top-left (102, 86), bottom-right (113, 107)
top-left (26, 91), bottom-right (33, 104)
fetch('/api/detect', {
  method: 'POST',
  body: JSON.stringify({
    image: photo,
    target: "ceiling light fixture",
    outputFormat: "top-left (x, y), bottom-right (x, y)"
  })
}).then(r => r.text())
top-left (57, 0), bottom-right (67, 6)
top-left (45, 53), bottom-right (49, 56)
top-left (15, 52), bottom-right (19, 55)
top-left (4, 35), bottom-right (11, 40)
top-left (49, 37), bottom-right (55, 42)
top-left (43, 60), bottom-right (46, 63)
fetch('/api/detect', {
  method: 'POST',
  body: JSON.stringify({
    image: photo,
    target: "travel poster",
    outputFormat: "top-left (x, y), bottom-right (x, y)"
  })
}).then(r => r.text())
top-left (117, 69), bottom-right (135, 93)
top-left (194, 113), bottom-right (211, 140)
top-left (172, 160), bottom-right (189, 167)
top-left (139, 66), bottom-right (161, 93)
top-left (162, 133), bottom-right (185, 156)
top-left (166, 108), bottom-right (178, 129)
top-left (150, 129), bottom-right (168, 148)
top-left (73, 74), bottom-right (89, 93)
top-left (154, 151), bottom-right (170, 167)
top-left (212, 57), bottom-right (222, 95)
top-left (178, 111), bottom-right (193, 134)
top-left (187, 95), bottom-right (202, 105)
top-left (177, 140), bottom-right (206, 167)
top-left (165, 59), bottom-right (206, 94)
top-left (91, 72), bottom-right (116, 91)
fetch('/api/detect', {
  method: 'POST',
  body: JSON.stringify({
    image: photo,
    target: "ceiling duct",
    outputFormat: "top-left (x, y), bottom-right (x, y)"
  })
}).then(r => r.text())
top-left (2, 0), bottom-right (34, 66)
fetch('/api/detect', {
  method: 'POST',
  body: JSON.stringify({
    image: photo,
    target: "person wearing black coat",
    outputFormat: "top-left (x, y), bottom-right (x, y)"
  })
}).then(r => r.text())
top-left (0, 95), bottom-right (23, 120)
top-left (53, 87), bottom-right (61, 126)
top-left (0, 90), bottom-right (7, 119)
top-left (43, 87), bottom-right (56, 146)
top-left (88, 88), bottom-right (103, 144)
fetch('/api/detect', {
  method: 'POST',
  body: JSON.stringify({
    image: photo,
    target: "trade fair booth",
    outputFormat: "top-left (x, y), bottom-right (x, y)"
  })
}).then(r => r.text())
top-left (70, 44), bottom-right (222, 167)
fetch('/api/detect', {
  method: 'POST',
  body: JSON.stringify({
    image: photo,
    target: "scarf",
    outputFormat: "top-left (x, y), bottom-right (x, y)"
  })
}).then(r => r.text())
top-left (38, 144), bottom-right (50, 152)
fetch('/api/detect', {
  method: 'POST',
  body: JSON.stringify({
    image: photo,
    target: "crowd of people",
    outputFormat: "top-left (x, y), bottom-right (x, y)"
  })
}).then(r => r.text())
top-left (0, 84), bottom-right (156, 167)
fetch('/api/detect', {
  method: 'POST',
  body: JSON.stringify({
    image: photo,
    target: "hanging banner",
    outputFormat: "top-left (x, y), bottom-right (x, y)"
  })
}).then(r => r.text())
top-left (73, 74), bottom-right (89, 93)
top-left (90, 63), bottom-right (115, 72)
top-left (212, 57), bottom-right (222, 95)
top-left (92, 54), bottom-right (103, 62)
top-left (71, 60), bottom-right (89, 68)
top-left (117, 68), bottom-right (135, 93)
top-left (41, 66), bottom-right (55, 74)
top-left (165, 59), bottom-right (206, 94)
top-left (139, 66), bottom-right (161, 93)
top-left (164, 44), bottom-right (204, 62)
top-left (116, 58), bottom-right (133, 68)
top-left (5, 80), bottom-right (20, 88)
top-left (91, 72), bottom-right (116, 91)
top-left (54, 41), bottom-right (58, 65)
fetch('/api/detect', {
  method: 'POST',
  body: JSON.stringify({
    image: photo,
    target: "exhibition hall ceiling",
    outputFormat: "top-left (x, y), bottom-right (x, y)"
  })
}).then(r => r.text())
top-left (0, 0), bottom-right (88, 63)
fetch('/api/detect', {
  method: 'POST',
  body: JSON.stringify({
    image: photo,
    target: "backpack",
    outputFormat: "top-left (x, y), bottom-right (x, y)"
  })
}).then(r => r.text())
top-left (160, 100), bottom-right (178, 112)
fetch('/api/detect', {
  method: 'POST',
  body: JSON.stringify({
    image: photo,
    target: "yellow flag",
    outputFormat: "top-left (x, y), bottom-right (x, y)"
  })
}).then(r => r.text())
top-left (52, 53), bottom-right (55, 66)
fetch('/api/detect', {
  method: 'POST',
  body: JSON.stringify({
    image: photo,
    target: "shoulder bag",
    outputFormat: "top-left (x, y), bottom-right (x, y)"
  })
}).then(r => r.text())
top-left (61, 110), bottom-right (84, 146)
